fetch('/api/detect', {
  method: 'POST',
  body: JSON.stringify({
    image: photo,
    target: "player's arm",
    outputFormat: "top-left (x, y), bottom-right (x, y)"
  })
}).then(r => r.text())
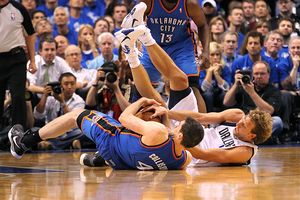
top-left (187, 0), bottom-right (209, 54)
top-left (167, 109), bottom-right (245, 124)
top-left (119, 97), bottom-right (169, 144)
top-left (187, 146), bottom-right (254, 164)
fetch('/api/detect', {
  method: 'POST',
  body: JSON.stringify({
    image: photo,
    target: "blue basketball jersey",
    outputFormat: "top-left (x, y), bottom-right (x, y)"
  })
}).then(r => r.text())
top-left (147, 0), bottom-right (193, 47)
top-left (141, 0), bottom-right (198, 83)
top-left (80, 111), bottom-right (187, 170)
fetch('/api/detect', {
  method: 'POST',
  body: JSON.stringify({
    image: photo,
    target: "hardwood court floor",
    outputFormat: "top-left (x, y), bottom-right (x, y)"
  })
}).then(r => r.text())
top-left (0, 146), bottom-right (300, 200)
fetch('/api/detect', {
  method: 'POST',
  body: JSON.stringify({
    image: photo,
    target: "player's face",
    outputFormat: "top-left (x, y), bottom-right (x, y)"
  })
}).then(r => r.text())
top-left (235, 115), bottom-right (255, 142)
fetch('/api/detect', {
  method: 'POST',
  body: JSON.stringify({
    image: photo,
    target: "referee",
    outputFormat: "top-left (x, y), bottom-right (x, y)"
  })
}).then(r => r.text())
top-left (0, 0), bottom-right (36, 128)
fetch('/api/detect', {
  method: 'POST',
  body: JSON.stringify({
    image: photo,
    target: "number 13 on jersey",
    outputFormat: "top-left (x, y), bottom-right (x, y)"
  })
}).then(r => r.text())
top-left (160, 33), bottom-right (173, 43)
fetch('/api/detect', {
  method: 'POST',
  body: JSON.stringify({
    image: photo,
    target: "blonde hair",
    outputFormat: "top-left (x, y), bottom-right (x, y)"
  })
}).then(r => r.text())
top-left (248, 109), bottom-right (272, 144)
top-left (209, 42), bottom-right (225, 67)
top-left (78, 24), bottom-right (95, 50)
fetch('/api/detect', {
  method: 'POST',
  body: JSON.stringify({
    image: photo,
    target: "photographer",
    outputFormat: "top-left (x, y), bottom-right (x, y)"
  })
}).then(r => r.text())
top-left (224, 61), bottom-right (283, 144)
top-left (85, 62), bottom-right (123, 120)
top-left (33, 72), bottom-right (85, 149)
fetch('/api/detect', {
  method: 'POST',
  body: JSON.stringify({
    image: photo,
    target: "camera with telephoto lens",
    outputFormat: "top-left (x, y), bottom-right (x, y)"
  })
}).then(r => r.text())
top-left (99, 62), bottom-right (118, 83)
top-left (238, 70), bottom-right (252, 84)
top-left (47, 81), bottom-right (62, 94)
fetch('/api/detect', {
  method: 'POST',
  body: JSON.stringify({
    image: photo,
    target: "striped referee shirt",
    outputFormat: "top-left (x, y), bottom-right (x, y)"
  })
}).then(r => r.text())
top-left (0, 0), bottom-right (35, 53)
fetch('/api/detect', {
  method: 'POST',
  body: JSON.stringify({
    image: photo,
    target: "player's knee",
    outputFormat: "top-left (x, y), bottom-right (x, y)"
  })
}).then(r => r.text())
top-left (70, 108), bottom-right (86, 121)
top-left (172, 73), bottom-right (188, 85)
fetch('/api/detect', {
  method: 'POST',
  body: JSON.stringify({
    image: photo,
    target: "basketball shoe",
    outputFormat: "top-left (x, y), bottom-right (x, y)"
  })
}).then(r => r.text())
top-left (8, 124), bottom-right (30, 159)
top-left (80, 151), bottom-right (106, 167)
top-left (121, 2), bottom-right (147, 28)
top-left (115, 25), bottom-right (146, 50)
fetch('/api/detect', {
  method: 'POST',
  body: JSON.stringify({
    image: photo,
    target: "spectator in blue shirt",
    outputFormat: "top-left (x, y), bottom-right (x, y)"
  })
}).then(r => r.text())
top-left (199, 42), bottom-right (231, 112)
top-left (227, 5), bottom-right (245, 52)
top-left (278, 37), bottom-right (300, 91)
top-left (277, 36), bottom-right (300, 136)
top-left (87, 32), bottom-right (118, 70)
top-left (277, 17), bottom-right (295, 58)
top-left (231, 31), bottom-right (279, 85)
top-left (111, 3), bottom-right (128, 33)
top-left (30, 10), bottom-right (46, 29)
top-left (83, 0), bottom-right (106, 23)
top-left (262, 30), bottom-right (284, 64)
top-left (68, 0), bottom-right (93, 33)
top-left (52, 7), bottom-right (78, 45)
top-left (222, 31), bottom-right (242, 74)
top-left (94, 17), bottom-right (110, 42)
top-left (36, 0), bottom-right (57, 24)
top-left (224, 61), bottom-right (283, 144)
top-left (78, 25), bottom-right (99, 68)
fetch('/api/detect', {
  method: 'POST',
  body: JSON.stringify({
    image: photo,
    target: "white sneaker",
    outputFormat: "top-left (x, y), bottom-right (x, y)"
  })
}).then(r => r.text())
top-left (114, 25), bottom-right (146, 54)
top-left (121, 2), bottom-right (147, 28)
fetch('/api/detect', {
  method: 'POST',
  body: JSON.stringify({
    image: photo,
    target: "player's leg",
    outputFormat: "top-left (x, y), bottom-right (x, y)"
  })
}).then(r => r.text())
top-left (9, 108), bottom-right (85, 159)
top-left (137, 29), bottom-right (189, 91)
top-left (115, 27), bottom-right (165, 105)
top-left (192, 86), bottom-right (207, 113)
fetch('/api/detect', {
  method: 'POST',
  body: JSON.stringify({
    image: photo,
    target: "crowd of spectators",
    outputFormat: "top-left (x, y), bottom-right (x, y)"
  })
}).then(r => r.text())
top-left (1, 0), bottom-right (300, 150)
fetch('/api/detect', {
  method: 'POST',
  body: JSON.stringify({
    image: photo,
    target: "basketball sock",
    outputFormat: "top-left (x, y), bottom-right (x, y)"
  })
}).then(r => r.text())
top-left (126, 49), bottom-right (140, 68)
top-left (22, 129), bottom-right (43, 149)
top-left (139, 28), bottom-right (156, 46)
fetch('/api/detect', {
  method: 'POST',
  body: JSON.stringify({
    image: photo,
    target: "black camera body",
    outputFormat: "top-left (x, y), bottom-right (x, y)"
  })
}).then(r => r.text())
top-left (47, 81), bottom-right (62, 94)
top-left (238, 70), bottom-right (252, 84)
top-left (99, 62), bottom-right (118, 83)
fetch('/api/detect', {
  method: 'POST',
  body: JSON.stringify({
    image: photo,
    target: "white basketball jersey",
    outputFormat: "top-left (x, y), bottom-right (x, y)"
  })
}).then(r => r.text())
top-left (169, 89), bottom-right (198, 128)
top-left (189, 125), bottom-right (258, 167)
